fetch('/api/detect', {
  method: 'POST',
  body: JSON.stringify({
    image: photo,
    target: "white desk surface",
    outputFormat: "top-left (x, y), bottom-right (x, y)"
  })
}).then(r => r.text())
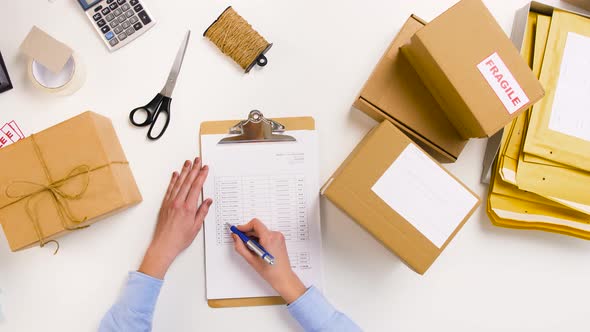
top-left (1, 0), bottom-right (590, 331)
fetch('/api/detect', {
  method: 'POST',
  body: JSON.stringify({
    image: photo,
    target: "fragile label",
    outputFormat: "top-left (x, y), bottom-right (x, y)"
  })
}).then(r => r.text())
top-left (1, 124), bottom-right (18, 142)
top-left (477, 52), bottom-right (529, 114)
top-left (0, 120), bottom-right (25, 148)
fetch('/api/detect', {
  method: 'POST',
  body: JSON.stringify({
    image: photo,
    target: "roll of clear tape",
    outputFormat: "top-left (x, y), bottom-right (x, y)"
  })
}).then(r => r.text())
top-left (27, 52), bottom-right (86, 96)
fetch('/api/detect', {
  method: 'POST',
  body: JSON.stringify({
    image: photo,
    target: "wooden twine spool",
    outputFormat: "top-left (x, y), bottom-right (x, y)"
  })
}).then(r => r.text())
top-left (204, 6), bottom-right (272, 73)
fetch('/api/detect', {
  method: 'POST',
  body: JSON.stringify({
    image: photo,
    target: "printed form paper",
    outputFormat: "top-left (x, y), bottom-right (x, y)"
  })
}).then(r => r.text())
top-left (549, 32), bottom-right (590, 142)
top-left (371, 144), bottom-right (478, 248)
top-left (201, 130), bottom-right (323, 300)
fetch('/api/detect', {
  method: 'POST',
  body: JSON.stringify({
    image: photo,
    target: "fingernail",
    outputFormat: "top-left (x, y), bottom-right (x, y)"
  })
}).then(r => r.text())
top-left (195, 157), bottom-right (200, 163)
top-left (203, 165), bottom-right (209, 171)
top-left (184, 160), bottom-right (190, 167)
top-left (207, 199), bottom-right (213, 206)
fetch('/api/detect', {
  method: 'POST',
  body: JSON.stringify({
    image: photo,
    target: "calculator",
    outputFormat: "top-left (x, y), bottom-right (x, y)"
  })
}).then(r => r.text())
top-left (77, 0), bottom-right (156, 52)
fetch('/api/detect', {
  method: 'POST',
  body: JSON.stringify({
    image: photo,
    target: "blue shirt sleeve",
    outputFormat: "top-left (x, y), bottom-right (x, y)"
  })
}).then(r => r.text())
top-left (288, 286), bottom-right (362, 332)
top-left (99, 271), bottom-right (163, 332)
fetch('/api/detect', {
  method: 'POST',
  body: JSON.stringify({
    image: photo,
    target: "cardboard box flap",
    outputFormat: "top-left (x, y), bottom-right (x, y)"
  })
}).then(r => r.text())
top-left (355, 15), bottom-right (468, 162)
top-left (361, 16), bottom-right (465, 157)
top-left (19, 26), bottom-right (73, 73)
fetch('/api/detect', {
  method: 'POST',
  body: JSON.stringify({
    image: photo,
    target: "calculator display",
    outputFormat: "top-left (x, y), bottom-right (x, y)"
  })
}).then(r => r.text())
top-left (78, 0), bottom-right (101, 10)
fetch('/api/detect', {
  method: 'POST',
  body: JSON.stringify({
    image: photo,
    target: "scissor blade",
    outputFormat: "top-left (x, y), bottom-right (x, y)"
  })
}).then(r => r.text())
top-left (161, 30), bottom-right (191, 97)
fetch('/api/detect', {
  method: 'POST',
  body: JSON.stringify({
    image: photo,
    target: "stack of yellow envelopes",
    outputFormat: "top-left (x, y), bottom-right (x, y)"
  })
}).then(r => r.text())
top-left (488, 10), bottom-right (590, 239)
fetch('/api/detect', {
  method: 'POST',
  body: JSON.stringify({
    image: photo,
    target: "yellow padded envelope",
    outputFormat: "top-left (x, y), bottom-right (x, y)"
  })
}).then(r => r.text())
top-left (524, 10), bottom-right (590, 171)
top-left (514, 11), bottom-right (590, 214)
top-left (500, 13), bottom-right (550, 185)
top-left (488, 154), bottom-right (590, 240)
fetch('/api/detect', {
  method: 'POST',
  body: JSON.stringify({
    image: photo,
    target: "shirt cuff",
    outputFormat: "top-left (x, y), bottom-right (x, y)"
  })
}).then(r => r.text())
top-left (287, 286), bottom-right (336, 330)
top-left (119, 271), bottom-right (164, 313)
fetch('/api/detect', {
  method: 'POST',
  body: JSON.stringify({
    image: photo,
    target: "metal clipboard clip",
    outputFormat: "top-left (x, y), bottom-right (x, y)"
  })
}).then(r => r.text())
top-left (218, 110), bottom-right (296, 144)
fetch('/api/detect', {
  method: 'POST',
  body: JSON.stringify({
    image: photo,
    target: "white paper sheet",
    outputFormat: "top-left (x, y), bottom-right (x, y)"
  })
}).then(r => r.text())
top-left (549, 32), bottom-right (590, 142)
top-left (201, 130), bottom-right (323, 300)
top-left (371, 144), bottom-right (478, 248)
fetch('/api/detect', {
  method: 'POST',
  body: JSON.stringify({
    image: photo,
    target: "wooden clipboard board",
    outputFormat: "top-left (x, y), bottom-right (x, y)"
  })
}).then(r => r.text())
top-left (199, 111), bottom-right (315, 308)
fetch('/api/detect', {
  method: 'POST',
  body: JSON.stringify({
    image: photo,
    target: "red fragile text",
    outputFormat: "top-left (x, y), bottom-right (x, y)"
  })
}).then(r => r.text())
top-left (484, 58), bottom-right (522, 107)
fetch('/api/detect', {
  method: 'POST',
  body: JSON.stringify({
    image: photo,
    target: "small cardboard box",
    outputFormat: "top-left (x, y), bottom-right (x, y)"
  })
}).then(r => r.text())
top-left (401, 0), bottom-right (545, 139)
top-left (354, 15), bottom-right (467, 163)
top-left (321, 121), bottom-right (480, 274)
top-left (0, 111), bottom-right (142, 251)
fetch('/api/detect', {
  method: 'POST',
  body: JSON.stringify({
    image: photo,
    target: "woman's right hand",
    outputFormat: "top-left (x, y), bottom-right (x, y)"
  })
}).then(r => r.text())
top-left (232, 219), bottom-right (307, 303)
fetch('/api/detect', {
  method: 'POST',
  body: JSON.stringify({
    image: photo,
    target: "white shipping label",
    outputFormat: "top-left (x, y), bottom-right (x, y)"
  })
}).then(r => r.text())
top-left (548, 32), bottom-right (590, 142)
top-left (477, 52), bottom-right (529, 114)
top-left (371, 144), bottom-right (478, 248)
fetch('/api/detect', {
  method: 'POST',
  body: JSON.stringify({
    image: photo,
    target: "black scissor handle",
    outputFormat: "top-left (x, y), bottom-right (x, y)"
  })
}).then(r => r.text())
top-left (129, 94), bottom-right (163, 127)
top-left (146, 96), bottom-right (171, 140)
top-left (129, 106), bottom-right (152, 127)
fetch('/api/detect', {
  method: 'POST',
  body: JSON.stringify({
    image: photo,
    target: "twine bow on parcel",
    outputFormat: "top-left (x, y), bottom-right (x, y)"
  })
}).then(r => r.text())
top-left (0, 135), bottom-right (93, 254)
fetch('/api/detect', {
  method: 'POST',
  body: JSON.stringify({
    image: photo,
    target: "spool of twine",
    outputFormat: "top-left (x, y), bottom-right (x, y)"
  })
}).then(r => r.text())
top-left (204, 6), bottom-right (272, 72)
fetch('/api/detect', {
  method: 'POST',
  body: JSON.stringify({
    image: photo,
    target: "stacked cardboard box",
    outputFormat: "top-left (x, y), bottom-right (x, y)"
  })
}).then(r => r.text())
top-left (325, 0), bottom-right (545, 274)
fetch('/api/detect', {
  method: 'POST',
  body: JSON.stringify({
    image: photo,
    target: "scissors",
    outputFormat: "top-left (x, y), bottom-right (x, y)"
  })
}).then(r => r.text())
top-left (129, 30), bottom-right (191, 140)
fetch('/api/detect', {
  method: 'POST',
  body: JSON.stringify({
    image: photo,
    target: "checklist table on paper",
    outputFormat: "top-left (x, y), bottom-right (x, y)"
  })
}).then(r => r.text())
top-left (200, 130), bottom-right (323, 300)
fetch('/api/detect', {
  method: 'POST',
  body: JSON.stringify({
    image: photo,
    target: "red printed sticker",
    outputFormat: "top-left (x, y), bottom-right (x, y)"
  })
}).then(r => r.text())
top-left (477, 52), bottom-right (530, 115)
top-left (0, 131), bottom-right (10, 148)
top-left (1, 124), bottom-right (18, 142)
top-left (0, 120), bottom-right (25, 148)
top-left (8, 121), bottom-right (25, 139)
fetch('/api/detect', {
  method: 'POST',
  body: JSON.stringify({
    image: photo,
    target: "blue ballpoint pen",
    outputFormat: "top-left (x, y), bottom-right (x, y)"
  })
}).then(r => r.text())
top-left (227, 223), bottom-right (275, 265)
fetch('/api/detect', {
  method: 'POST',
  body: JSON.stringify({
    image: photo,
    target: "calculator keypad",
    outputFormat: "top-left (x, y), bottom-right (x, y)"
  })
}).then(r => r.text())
top-left (138, 10), bottom-right (151, 25)
top-left (87, 0), bottom-right (154, 51)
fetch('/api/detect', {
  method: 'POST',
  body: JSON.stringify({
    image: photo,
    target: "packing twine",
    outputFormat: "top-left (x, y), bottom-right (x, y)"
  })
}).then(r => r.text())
top-left (0, 134), bottom-right (128, 254)
top-left (204, 6), bottom-right (272, 72)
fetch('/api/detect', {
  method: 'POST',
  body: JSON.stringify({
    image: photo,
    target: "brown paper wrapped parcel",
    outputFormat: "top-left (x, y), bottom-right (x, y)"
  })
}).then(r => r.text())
top-left (0, 111), bottom-right (142, 251)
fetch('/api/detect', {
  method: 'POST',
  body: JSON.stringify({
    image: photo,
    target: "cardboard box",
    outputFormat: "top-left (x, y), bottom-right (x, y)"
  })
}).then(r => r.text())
top-left (321, 121), bottom-right (480, 274)
top-left (401, 0), bottom-right (545, 139)
top-left (354, 15), bottom-right (467, 163)
top-left (481, 1), bottom-right (590, 184)
top-left (0, 111), bottom-right (142, 251)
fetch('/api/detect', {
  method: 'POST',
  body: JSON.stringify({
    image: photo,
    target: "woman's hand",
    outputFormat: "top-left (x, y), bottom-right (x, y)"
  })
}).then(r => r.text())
top-left (232, 219), bottom-right (307, 303)
top-left (139, 158), bottom-right (212, 279)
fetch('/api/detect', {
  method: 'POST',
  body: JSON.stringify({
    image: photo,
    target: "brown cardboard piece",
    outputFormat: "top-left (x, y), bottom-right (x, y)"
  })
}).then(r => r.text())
top-left (321, 121), bottom-right (480, 274)
top-left (19, 26), bottom-right (73, 74)
top-left (401, 0), bottom-right (545, 139)
top-left (0, 111), bottom-right (142, 251)
top-left (355, 15), bottom-right (467, 163)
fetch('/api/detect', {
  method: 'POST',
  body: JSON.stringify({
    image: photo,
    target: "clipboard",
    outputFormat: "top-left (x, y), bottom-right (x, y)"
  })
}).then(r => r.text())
top-left (199, 110), bottom-right (316, 309)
